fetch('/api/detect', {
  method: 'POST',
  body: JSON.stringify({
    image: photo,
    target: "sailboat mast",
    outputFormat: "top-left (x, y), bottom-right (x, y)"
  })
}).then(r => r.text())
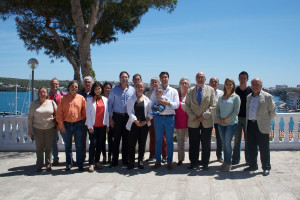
top-left (15, 83), bottom-right (17, 115)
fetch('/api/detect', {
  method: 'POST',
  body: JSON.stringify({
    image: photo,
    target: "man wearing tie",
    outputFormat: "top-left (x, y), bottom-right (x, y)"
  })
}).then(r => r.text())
top-left (185, 72), bottom-right (216, 170)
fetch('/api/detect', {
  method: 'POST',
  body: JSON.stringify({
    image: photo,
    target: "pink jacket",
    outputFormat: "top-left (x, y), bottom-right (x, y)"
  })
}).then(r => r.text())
top-left (175, 92), bottom-right (188, 129)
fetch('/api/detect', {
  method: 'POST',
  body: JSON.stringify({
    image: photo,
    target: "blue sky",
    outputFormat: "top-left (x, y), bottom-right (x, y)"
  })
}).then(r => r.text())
top-left (0, 0), bottom-right (299, 87)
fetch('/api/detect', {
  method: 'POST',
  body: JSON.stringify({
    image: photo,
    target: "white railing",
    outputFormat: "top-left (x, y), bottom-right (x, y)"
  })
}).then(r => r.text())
top-left (1, 113), bottom-right (300, 151)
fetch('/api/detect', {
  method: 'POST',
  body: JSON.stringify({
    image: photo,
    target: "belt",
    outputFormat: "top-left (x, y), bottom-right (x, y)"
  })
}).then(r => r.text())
top-left (113, 112), bottom-right (128, 116)
top-left (64, 121), bottom-right (81, 124)
top-left (248, 120), bottom-right (257, 122)
top-left (158, 114), bottom-right (174, 117)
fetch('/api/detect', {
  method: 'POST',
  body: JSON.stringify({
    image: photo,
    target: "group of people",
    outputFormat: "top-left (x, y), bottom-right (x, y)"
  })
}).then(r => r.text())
top-left (28, 70), bottom-right (276, 176)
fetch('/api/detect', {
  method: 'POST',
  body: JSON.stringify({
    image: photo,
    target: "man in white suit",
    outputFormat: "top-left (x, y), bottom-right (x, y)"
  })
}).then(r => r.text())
top-left (185, 72), bottom-right (216, 170)
top-left (244, 78), bottom-right (276, 176)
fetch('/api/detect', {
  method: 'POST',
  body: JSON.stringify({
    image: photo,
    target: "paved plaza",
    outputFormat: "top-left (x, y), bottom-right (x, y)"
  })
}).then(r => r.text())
top-left (0, 151), bottom-right (300, 200)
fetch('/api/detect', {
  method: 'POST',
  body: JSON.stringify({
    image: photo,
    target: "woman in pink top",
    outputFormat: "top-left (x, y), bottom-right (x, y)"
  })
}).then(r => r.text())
top-left (175, 77), bottom-right (190, 166)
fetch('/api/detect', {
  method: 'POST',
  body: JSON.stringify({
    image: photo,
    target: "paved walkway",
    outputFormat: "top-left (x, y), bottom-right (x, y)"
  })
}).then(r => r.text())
top-left (0, 151), bottom-right (299, 200)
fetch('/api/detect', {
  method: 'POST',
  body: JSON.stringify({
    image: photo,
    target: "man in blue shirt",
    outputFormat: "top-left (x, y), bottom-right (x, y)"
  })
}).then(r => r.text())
top-left (108, 71), bottom-right (135, 167)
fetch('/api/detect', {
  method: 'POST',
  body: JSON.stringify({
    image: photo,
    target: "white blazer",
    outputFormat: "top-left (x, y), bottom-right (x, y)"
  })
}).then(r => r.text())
top-left (126, 94), bottom-right (153, 131)
top-left (85, 96), bottom-right (109, 129)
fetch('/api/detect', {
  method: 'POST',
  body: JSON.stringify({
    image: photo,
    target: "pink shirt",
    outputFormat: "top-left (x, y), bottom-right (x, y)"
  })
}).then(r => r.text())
top-left (175, 92), bottom-right (188, 129)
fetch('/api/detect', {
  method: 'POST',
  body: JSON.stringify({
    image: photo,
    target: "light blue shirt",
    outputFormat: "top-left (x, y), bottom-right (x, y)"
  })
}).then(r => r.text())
top-left (248, 92), bottom-right (260, 120)
top-left (216, 94), bottom-right (241, 126)
top-left (108, 84), bottom-right (135, 116)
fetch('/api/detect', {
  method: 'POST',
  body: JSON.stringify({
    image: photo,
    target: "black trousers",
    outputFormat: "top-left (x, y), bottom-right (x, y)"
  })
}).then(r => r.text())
top-left (107, 127), bottom-right (113, 158)
top-left (88, 126), bottom-right (106, 165)
top-left (82, 120), bottom-right (88, 160)
top-left (247, 121), bottom-right (271, 170)
top-left (112, 113), bottom-right (129, 165)
top-left (128, 123), bottom-right (149, 165)
top-left (214, 123), bottom-right (223, 160)
top-left (188, 123), bottom-right (213, 166)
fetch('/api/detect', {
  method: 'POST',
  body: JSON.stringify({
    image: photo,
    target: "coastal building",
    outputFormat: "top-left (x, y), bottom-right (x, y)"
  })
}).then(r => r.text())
top-left (276, 85), bottom-right (288, 90)
top-left (286, 92), bottom-right (300, 110)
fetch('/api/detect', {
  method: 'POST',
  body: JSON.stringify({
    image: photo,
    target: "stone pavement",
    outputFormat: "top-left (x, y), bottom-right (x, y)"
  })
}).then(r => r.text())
top-left (0, 151), bottom-right (300, 200)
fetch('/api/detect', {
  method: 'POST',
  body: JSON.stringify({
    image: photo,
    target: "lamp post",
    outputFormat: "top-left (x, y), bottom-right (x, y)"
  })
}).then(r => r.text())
top-left (27, 58), bottom-right (39, 102)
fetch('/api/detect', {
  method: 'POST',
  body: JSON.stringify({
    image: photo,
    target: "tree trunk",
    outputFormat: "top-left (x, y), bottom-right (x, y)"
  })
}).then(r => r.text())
top-left (79, 44), bottom-right (92, 79)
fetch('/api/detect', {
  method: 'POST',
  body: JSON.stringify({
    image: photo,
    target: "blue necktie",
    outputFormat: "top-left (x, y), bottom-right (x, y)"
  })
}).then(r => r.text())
top-left (197, 87), bottom-right (202, 105)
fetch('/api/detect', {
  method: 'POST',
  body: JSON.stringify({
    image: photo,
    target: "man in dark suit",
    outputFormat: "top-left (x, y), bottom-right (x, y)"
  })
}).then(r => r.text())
top-left (244, 78), bottom-right (276, 176)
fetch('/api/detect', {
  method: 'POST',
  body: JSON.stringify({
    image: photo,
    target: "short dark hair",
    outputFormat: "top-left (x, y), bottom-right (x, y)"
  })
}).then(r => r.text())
top-left (133, 74), bottom-right (142, 80)
top-left (90, 81), bottom-right (103, 97)
top-left (67, 80), bottom-right (79, 92)
top-left (102, 82), bottom-right (112, 95)
top-left (159, 72), bottom-right (169, 78)
top-left (119, 71), bottom-right (130, 78)
top-left (239, 71), bottom-right (249, 79)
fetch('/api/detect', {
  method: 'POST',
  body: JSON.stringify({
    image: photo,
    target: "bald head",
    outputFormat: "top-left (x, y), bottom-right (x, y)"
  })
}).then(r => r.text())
top-left (196, 72), bottom-right (206, 87)
top-left (251, 78), bottom-right (262, 96)
top-left (209, 77), bottom-right (219, 91)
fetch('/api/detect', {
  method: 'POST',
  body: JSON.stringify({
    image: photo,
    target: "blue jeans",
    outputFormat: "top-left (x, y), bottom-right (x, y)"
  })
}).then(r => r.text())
top-left (218, 124), bottom-right (237, 164)
top-left (52, 132), bottom-right (59, 161)
top-left (61, 121), bottom-right (83, 168)
top-left (232, 117), bottom-right (249, 163)
top-left (154, 115), bottom-right (174, 163)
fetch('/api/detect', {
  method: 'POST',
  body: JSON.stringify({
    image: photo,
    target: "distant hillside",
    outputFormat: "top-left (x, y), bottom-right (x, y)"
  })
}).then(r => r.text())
top-left (0, 77), bottom-right (70, 92)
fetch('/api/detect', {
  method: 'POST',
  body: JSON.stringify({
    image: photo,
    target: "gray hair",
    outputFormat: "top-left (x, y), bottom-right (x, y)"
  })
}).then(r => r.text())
top-left (150, 77), bottom-right (160, 83)
top-left (83, 76), bottom-right (94, 84)
top-left (179, 77), bottom-right (190, 85)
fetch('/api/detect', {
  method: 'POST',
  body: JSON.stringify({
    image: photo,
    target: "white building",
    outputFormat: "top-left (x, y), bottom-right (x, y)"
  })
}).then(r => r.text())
top-left (286, 92), bottom-right (300, 110)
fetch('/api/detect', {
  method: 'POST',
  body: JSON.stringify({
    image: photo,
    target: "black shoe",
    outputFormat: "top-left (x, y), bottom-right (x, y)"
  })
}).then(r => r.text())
top-left (36, 168), bottom-right (42, 172)
top-left (72, 159), bottom-right (77, 166)
top-left (188, 164), bottom-right (197, 169)
top-left (231, 160), bottom-right (240, 165)
top-left (263, 170), bottom-right (270, 176)
top-left (146, 157), bottom-right (154, 162)
top-left (46, 165), bottom-right (52, 172)
top-left (78, 166), bottom-right (84, 171)
top-left (52, 159), bottom-right (59, 166)
top-left (127, 164), bottom-right (134, 170)
top-left (162, 157), bottom-right (167, 163)
top-left (198, 160), bottom-right (202, 165)
top-left (177, 161), bottom-right (183, 166)
top-left (65, 165), bottom-right (71, 171)
top-left (109, 163), bottom-right (118, 168)
top-left (202, 165), bottom-right (209, 170)
top-left (138, 161), bottom-right (144, 169)
top-left (243, 166), bottom-right (258, 171)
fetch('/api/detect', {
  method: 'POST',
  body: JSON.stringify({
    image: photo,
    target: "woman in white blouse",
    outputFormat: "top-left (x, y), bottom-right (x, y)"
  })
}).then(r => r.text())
top-left (126, 81), bottom-right (152, 169)
top-left (85, 82), bottom-right (109, 172)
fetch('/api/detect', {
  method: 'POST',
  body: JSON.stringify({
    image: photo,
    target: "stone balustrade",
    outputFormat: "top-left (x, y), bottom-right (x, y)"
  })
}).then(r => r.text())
top-left (0, 113), bottom-right (299, 151)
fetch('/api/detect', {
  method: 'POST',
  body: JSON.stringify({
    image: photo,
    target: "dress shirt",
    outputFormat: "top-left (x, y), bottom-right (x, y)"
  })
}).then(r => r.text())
top-left (150, 85), bottom-right (179, 115)
top-left (212, 89), bottom-right (224, 124)
top-left (248, 92), bottom-right (261, 120)
top-left (56, 93), bottom-right (86, 129)
top-left (108, 84), bottom-right (135, 116)
top-left (78, 89), bottom-right (90, 100)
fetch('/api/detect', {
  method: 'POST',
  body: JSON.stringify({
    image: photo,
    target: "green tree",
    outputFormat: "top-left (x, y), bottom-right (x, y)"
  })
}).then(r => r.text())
top-left (0, 0), bottom-right (177, 85)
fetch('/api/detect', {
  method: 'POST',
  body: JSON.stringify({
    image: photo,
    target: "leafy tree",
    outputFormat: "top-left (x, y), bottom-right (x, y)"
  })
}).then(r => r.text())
top-left (0, 0), bottom-right (177, 84)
